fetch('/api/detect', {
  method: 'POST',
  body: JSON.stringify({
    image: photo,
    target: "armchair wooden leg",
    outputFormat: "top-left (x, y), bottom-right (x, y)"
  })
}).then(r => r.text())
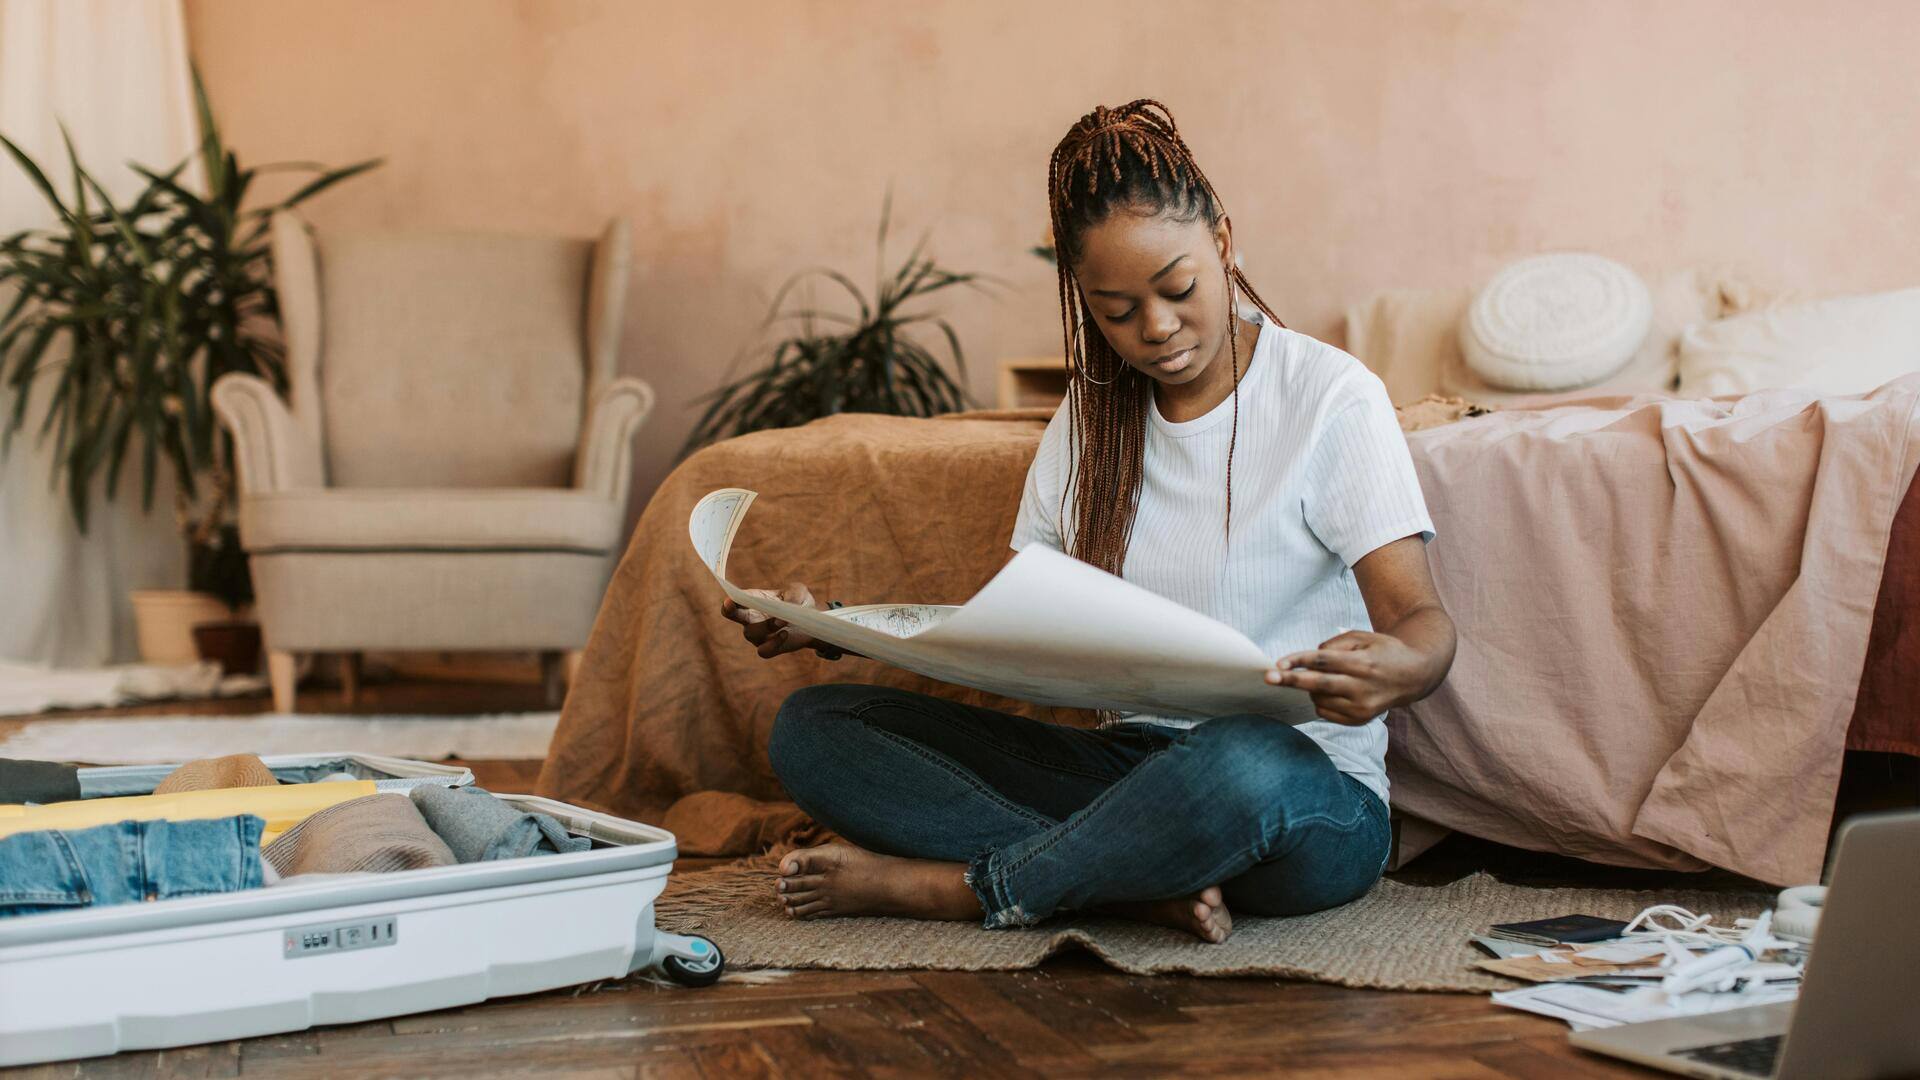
top-left (339, 652), bottom-right (362, 706)
top-left (540, 651), bottom-right (566, 707)
top-left (268, 650), bottom-right (300, 713)
top-left (539, 650), bottom-right (585, 707)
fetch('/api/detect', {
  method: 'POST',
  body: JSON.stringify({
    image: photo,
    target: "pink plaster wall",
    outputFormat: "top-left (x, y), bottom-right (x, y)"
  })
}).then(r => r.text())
top-left (184, 0), bottom-right (1920, 504)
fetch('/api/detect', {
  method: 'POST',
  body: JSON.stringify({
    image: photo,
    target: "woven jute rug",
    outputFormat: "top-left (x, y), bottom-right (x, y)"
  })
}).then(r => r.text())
top-left (656, 858), bottom-right (1767, 992)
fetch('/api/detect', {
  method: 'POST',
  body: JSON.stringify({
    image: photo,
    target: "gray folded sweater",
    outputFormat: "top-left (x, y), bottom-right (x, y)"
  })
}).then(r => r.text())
top-left (410, 784), bottom-right (590, 863)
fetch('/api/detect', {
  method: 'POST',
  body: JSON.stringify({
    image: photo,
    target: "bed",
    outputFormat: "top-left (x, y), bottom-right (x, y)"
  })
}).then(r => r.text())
top-left (537, 355), bottom-right (1920, 887)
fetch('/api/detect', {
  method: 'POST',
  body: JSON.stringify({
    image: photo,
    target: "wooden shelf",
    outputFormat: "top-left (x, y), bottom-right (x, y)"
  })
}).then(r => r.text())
top-left (997, 356), bottom-right (1069, 410)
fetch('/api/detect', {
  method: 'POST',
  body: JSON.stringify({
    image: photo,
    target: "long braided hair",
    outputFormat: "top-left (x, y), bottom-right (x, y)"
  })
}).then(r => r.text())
top-left (1048, 100), bottom-right (1285, 577)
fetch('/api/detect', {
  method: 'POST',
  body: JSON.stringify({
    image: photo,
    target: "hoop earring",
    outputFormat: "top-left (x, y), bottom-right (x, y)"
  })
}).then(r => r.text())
top-left (1072, 320), bottom-right (1119, 386)
top-left (1077, 357), bottom-right (1119, 387)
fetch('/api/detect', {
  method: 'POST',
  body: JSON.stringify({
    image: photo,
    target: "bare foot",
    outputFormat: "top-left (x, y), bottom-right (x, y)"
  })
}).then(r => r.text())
top-left (776, 843), bottom-right (981, 921)
top-left (1103, 885), bottom-right (1234, 943)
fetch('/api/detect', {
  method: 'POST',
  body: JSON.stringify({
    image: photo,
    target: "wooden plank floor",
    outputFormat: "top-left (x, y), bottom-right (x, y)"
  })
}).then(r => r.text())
top-left (6, 955), bottom-right (1648, 1079)
top-left (1, 670), bottom-right (1692, 1078)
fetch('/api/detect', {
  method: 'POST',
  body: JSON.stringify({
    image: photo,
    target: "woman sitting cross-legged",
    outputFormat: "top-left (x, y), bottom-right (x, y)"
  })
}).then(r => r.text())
top-left (721, 100), bottom-right (1456, 943)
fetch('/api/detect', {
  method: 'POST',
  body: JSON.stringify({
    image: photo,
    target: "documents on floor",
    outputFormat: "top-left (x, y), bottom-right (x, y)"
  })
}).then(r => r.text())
top-left (1493, 979), bottom-right (1798, 1031)
top-left (1478, 911), bottom-right (1805, 1031)
top-left (689, 488), bottom-right (1316, 719)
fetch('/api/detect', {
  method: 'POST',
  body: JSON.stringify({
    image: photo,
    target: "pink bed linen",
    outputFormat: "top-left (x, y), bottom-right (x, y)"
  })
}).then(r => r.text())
top-left (1388, 375), bottom-right (1920, 884)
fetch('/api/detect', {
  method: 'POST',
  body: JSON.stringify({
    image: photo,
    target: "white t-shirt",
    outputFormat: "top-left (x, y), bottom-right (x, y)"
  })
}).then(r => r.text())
top-left (1009, 315), bottom-right (1435, 805)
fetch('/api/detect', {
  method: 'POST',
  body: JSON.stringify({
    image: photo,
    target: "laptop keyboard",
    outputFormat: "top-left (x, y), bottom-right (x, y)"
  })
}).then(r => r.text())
top-left (1675, 1033), bottom-right (1782, 1077)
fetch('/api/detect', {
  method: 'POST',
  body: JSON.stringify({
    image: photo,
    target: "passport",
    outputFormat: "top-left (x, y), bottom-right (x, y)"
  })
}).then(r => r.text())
top-left (1485, 914), bottom-right (1630, 947)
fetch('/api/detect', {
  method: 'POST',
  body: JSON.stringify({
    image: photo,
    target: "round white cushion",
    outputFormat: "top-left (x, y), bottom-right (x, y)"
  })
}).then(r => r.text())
top-left (1459, 254), bottom-right (1653, 391)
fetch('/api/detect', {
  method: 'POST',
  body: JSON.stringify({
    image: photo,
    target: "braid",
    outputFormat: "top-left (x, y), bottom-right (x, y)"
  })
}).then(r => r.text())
top-left (1047, 99), bottom-right (1285, 577)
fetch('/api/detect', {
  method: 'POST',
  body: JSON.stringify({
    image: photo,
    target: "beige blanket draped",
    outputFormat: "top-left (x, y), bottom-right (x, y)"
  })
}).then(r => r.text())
top-left (538, 379), bottom-right (1920, 885)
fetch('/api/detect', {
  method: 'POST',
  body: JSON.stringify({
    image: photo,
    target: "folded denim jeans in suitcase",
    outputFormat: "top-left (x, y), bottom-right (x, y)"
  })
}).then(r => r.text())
top-left (0, 815), bottom-right (267, 918)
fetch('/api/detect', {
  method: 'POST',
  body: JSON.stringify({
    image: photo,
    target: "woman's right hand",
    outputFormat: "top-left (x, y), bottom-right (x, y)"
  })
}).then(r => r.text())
top-left (721, 583), bottom-right (827, 659)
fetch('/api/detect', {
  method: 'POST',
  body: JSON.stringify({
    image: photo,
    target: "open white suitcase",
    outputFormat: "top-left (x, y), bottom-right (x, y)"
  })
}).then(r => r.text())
top-left (0, 752), bottom-right (722, 1067)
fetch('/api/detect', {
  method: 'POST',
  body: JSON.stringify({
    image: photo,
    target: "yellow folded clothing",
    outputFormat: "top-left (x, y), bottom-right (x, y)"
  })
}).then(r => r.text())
top-left (0, 781), bottom-right (379, 846)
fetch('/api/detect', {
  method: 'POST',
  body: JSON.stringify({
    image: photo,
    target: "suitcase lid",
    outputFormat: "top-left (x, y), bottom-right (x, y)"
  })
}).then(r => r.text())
top-left (76, 752), bottom-right (474, 798)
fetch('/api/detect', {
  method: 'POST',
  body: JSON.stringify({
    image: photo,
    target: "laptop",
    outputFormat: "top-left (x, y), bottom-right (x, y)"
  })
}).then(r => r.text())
top-left (1570, 809), bottom-right (1920, 1079)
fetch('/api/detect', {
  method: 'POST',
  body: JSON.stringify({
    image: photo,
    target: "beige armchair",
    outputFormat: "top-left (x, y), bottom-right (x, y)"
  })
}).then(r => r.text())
top-left (213, 213), bottom-right (654, 712)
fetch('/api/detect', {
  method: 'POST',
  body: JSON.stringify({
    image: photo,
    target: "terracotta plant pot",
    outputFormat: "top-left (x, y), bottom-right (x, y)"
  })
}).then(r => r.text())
top-left (191, 620), bottom-right (263, 677)
top-left (130, 590), bottom-right (234, 664)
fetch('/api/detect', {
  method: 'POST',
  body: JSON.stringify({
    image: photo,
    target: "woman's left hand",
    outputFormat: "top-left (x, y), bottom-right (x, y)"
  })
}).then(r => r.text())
top-left (1266, 630), bottom-right (1430, 726)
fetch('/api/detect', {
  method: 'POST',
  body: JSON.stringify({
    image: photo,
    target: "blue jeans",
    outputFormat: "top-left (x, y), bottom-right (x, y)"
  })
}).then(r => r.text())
top-left (768, 684), bottom-right (1391, 928)
top-left (0, 816), bottom-right (267, 918)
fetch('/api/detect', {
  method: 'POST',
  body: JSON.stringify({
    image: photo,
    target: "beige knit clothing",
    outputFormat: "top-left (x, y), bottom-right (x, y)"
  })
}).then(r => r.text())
top-left (263, 793), bottom-right (456, 876)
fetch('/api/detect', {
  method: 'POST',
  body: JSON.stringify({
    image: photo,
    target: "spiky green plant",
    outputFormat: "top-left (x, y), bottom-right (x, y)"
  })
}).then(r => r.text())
top-left (0, 71), bottom-right (376, 603)
top-left (683, 195), bottom-right (986, 454)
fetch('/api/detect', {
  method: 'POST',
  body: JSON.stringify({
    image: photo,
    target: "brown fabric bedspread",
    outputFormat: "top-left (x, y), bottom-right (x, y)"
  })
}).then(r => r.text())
top-left (537, 413), bottom-right (1093, 833)
top-left (539, 380), bottom-right (1920, 884)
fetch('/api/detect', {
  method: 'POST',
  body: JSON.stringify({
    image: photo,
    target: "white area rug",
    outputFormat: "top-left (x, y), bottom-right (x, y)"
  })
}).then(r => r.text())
top-left (0, 660), bottom-right (265, 716)
top-left (0, 711), bottom-right (559, 763)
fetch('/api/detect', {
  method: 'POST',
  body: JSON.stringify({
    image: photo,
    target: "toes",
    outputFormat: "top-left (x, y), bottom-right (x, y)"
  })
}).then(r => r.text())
top-left (1190, 893), bottom-right (1233, 943)
top-left (1211, 906), bottom-right (1235, 943)
top-left (781, 848), bottom-right (832, 875)
top-left (783, 844), bottom-right (848, 875)
top-left (778, 874), bottom-right (825, 895)
top-left (1193, 904), bottom-right (1224, 943)
top-left (1193, 886), bottom-right (1232, 942)
top-left (787, 899), bottom-right (831, 919)
top-left (780, 894), bottom-right (823, 918)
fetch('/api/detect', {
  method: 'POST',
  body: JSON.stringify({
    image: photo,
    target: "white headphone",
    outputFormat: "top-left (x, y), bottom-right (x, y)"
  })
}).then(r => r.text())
top-left (1773, 885), bottom-right (1826, 943)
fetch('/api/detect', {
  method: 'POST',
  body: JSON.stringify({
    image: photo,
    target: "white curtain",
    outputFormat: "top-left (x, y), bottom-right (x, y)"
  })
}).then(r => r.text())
top-left (0, 0), bottom-right (202, 665)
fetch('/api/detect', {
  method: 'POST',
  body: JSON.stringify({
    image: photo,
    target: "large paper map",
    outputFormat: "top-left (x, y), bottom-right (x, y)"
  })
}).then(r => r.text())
top-left (690, 488), bottom-right (1317, 721)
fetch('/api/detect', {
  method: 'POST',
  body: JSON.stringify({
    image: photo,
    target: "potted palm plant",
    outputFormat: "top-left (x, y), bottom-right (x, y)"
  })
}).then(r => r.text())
top-left (683, 195), bottom-right (986, 452)
top-left (0, 74), bottom-right (377, 667)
